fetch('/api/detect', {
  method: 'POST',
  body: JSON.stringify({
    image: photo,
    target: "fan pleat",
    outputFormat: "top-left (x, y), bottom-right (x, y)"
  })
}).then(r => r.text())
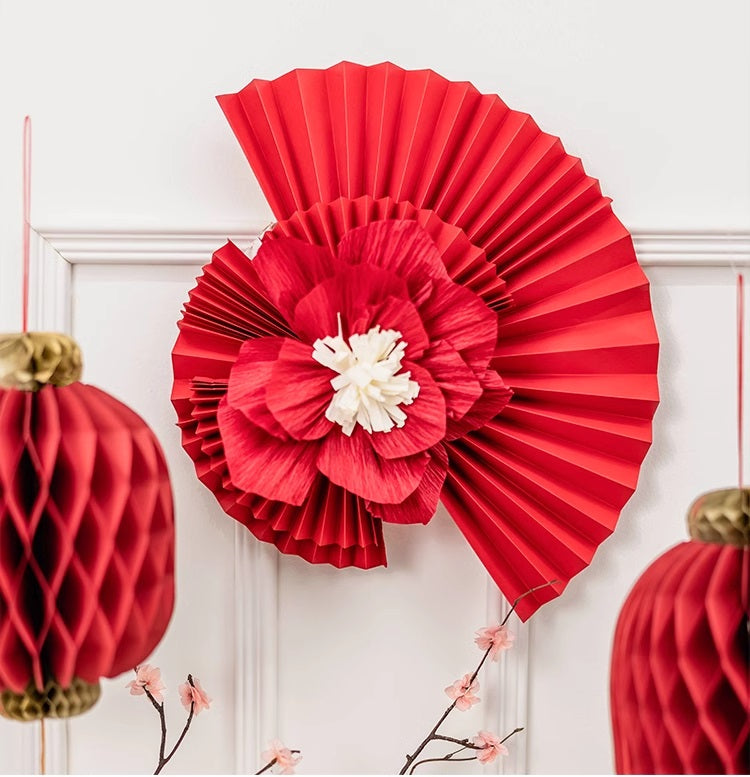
top-left (441, 474), bottom-right (565, 618)
top-left (471, 421), bottom-right (641, 500)
top-left (448, 459), bottom-right (617, 551)
top-left (205, 62), bottom-right (660, 616)
top-left (500, 263), bottom-right (650, 334)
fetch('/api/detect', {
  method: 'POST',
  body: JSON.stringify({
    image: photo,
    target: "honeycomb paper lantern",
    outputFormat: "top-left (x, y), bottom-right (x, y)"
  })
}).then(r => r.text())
top-left (610, 488), bottom-right (750, 774)
top-left (0, 332), bottom-right (175, 720)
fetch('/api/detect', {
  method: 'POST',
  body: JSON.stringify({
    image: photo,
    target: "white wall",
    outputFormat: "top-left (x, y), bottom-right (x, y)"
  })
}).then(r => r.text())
top-left (1, 1), bottom-right (749, 774)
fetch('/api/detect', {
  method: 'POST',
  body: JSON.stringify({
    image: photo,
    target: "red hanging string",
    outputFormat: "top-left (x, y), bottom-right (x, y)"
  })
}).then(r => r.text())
top-left (738, 273), bottom-right (744, 491)
top-left (21, 116), bottom-right (31, 333)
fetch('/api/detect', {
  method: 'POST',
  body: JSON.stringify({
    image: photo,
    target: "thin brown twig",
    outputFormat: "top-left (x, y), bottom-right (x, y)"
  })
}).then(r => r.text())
top-left (500, 726), bottom-right (525, 744)
top-left (399, 581), bottom-right (557, 775)
top-left (410, 743), bottom-right (471, 773)
top-left (145, 675), bottom-right (196, 775)
top-left (144, 688), bottom-right (167, 769)
top-left (410, 755), bottom-right (477, 774)
top-left (432, 734), bottom-right (483, 749)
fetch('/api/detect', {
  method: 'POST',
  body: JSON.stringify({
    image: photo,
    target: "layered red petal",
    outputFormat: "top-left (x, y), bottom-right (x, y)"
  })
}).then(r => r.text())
top-left (337, 219), bottom-right (449, 305)
top-left (369, 363), bottom-right (446, 459)
top-left (225, 336), bottom-right (288, 439)
top-left (418, 279), bottom-right (499, 372)
top-left (445, 371), bottom-right (513, 440)
top-left (218, 398), bottom-right (319, 506)
top-left (317, 427), bottom-right (430, 503)
top-left (266, 338), bottom-right (334, 440)
top-left (251, 235), bottom-right (340, 324)
top-left (420, 340), bottom-right (483, 421)
top-left (292, 264), bottom-right (409, 343)
top-left (368, 444), bottom-right (449, 525)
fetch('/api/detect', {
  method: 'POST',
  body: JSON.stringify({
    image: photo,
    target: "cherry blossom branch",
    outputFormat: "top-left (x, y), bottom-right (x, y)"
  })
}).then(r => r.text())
top-left (255, 750), bottom-right (301, 775)
top-left (145, 679), bottom-right (195, 775)
top-left (409, 728), bottom-right (525, 775)
top-left (399, 581), bottom-right (558, 775)
top-left (128, 667), bottom-right (210, 775)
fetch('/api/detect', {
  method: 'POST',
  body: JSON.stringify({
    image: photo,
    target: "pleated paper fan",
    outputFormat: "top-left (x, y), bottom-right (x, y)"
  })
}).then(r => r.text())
top-left (173, 61), bottom-right (659, 619)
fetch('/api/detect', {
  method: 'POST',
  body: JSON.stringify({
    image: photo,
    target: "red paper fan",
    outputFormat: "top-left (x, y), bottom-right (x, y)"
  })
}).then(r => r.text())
top-left (173, 61), bottom-right (659, 619)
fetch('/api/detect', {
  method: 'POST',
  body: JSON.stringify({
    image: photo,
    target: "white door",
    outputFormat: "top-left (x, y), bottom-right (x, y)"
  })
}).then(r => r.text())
top-left (1, 1), bottom-right (748, 773)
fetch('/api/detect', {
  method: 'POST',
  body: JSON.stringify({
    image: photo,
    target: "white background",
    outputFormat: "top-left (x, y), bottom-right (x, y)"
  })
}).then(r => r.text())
top-left (1, 1), bottom-right (749, 774)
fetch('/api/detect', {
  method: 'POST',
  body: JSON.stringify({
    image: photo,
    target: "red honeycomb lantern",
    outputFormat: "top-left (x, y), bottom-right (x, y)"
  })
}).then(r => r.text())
top-left (611, 488), bottom-right (749, 774)
top-left (0, 332), bottom-right (175, 720)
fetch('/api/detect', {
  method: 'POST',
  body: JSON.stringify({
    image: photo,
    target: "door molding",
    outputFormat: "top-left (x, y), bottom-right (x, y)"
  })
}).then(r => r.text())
top-left (26, 227), bottom-right (750, 775)
top-left (33, 227), bottom-right (750, 267)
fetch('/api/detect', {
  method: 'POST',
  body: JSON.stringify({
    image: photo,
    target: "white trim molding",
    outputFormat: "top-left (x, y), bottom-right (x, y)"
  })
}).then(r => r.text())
top-left (32, 228), bottom-right (750, 268)
top-left (483, 582), bottom-right (529, 775)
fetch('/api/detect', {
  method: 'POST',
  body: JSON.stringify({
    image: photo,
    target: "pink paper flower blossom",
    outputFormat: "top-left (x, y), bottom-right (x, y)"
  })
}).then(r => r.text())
top-left (444, 673), bottom-right (480, 711)
top-left (473, 730), bottom-right (509, 764)
top-left (262, 740), bottom-right (302, 774)
top-left (126, 664), bottom-right (166, 703)
top-left (179, 676), bottom-right (211, 714)
top-left (475, 623), bottom-right (515, 661)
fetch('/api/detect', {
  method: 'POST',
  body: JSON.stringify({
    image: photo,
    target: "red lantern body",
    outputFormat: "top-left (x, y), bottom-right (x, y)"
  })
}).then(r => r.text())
top-left (611, 489), bottom-right (749, 774)
top-left (0, 333), bottom-right (175, 719)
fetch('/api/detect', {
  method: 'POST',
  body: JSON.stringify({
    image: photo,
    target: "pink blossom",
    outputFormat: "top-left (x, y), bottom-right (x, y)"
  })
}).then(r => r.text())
top-left (444, 673), bottom-right (480, 711)
top-left (473, 730), bottom-right (509, 764)
top-left (261, 740), bottom-right (302, 774)
top-left (179, 676), bottom-right (211, 714)
top-left (475, 623), bottom-right (515, 661)
top-left (126, 664), bottom-right (166, 703)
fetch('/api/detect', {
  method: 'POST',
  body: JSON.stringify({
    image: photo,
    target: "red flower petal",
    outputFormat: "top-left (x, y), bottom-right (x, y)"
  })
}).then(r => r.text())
top-left (337, 219), bottom-right (449, 305)
top-left (368, 443), bottom-right (448, 524)
top-left (218, 397), bottom-right (319, 505)
top-left (368, 363), bottom-right (446, 459)
top-left (355, 295), bottom-right (430, 360)
top-left (267, 338), bottom-right (335, 440)
top-left (292, 264), bottom-right (410, 343)
top-left (418, 280), bottom-right (498, 371)
top-left (317, 426), bottom-right (430, 503)
top-left (225, 336), bottom-right (288, 439)
top-left (252, 235), bottom-right (341, 323)
top-left (445, 371), bottom-right (513, 440)
top-left (420, 340), bottom-right (483, 421)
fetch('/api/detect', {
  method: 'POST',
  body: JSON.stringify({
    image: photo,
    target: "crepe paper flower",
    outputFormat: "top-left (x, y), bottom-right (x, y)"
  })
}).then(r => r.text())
top-left (472, 730), bottom-right (509, 764)
top-left (261, 740), bottom-right (302, 774)
top-left (475, 623), bottom-right (515, 661)
top-left (216, 219), bottom-right (511, 530)
top-left (127, 664), bottom-right (166, 703)
top-left (444, 674), bottom-right (480, 711)
top-left (178, 676), bottom-right (211, 714)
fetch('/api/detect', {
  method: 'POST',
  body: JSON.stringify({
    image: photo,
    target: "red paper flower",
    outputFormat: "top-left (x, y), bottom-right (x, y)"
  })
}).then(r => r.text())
top-left (173, 62), bottom-right (660, 619)
top-left (218, 219), bottom-right (511, 526)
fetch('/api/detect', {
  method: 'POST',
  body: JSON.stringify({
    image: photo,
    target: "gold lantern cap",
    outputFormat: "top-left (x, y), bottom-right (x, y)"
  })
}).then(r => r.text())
top-left (0, 332), bottom-right (82, 391)
top-left (687, 487), bottom-right (750, 547)
top-left (0, 677), bottom-right (101, 721)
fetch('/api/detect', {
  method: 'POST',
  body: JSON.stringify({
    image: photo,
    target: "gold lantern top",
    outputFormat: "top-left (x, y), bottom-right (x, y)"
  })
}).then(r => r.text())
top-left (0, 332), bottom-right (82, 391)
top-left (687, 488), bottom-right (750, 548)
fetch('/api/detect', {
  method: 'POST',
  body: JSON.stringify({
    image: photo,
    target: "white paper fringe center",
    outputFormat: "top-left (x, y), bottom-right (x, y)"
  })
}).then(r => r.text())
top-left (312, 316), bottom-right (420, 436)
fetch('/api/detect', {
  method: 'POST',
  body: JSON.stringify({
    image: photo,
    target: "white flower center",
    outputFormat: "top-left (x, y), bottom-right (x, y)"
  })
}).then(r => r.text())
top-left (312, 316), bottom-right (420, 436)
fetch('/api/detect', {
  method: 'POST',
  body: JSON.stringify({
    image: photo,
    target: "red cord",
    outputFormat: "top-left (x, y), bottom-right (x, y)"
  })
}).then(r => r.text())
top-left (21, 116), bottom-right (31, 332)
top-left (738, 273), bottom-right (744, 491)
